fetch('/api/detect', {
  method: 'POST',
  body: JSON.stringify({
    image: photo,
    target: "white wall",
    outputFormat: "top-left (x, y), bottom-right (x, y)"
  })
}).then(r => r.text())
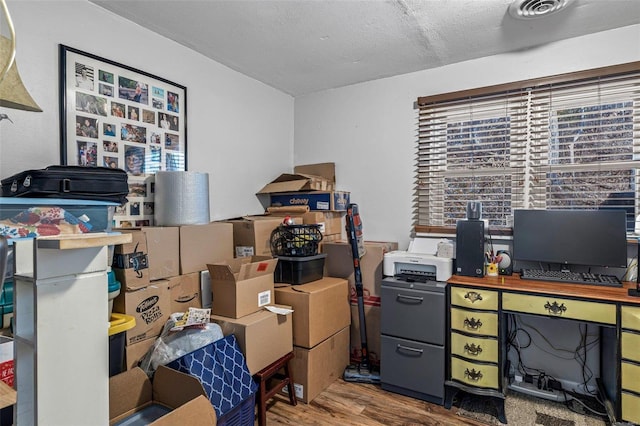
top-left (294, 24), bottom-right (640, 249)
top-left (0, 0), bottom-right (294, 220)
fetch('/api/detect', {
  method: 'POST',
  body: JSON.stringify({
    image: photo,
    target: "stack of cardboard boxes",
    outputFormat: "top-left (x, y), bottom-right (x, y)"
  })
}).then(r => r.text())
top-left (107, 162), bottom-right (360, 412)
top-left (208, 256), bottom-right (294, 376)
top-left (274, 277), bottom-right (351, 403)
top-left (257, 162), bottom-right (348, 243)
top-left (112, 223), bottom-right (234, 369)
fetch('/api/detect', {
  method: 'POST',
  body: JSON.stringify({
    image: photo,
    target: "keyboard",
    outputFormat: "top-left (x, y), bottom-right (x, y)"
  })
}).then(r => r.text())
top-left (520, 269), bottom-right (623, 287)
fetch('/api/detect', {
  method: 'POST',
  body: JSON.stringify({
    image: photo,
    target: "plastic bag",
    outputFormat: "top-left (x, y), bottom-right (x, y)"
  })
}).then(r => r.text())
top-left (139, 310), bottom-right (223, 376)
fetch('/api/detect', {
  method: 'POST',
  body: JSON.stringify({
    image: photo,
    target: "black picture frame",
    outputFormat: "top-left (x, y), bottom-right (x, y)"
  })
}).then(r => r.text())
top-left (59, 45), bottom-right (187, 227)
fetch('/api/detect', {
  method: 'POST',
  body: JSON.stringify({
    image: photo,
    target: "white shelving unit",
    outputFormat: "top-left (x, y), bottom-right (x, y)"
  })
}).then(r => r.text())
top-left (12, 233), bottom-right (130, 425)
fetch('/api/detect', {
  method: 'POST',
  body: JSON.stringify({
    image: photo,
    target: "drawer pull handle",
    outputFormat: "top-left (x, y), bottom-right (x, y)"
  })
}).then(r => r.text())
top-left (396, 344), bottom-right (424, 355)
top-left (464, 368), bottom-right (483, 382)
top-left (544, 301), bottom-right (567, 316)
top-left (464, 343), bottom-right (483, 356)
top-left (464, 317), bottom-right (483, 330)
top-left (464, 291), bottom-right (483, 303)
top-left (397, 294), bottom-right (424, 303)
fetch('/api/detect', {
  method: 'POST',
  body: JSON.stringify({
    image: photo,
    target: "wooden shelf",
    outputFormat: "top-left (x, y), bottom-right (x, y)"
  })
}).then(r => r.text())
top-left (36, 233), bottom-right (131, 250)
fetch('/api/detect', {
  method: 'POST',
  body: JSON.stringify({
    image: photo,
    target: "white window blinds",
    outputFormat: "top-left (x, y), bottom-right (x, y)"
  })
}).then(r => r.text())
top-left (415, 63), bottom-right (640, 232)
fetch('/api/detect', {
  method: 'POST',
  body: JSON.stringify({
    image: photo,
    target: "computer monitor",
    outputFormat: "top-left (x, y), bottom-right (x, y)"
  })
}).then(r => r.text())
top-left (513, 209), bottom-right (627, 269)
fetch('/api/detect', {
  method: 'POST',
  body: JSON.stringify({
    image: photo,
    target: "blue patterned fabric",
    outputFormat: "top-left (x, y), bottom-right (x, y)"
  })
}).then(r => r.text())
top-left (166, 334), bottom-right (257, 418)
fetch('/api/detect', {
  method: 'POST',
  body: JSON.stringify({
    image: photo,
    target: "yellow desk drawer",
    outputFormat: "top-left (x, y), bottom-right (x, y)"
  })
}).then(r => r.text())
top-left (451, 287), bottom-right (498, 311)
top-left (622, 391), bottom-right (640, 425)
top-left (621, 361), bottom-right (640, 394)
top-left (622, 305), bottom-right (640, 331)
top-left (621, 331), bottom-right (640, 363)
top-left (451, 307), bottom-right (498, 336)
top-left (502, 293), bottom-right (615, 325)
top-left (450, 332), bottom-right (499, 363)
top-left (451, 357), bottom-right (500, 390)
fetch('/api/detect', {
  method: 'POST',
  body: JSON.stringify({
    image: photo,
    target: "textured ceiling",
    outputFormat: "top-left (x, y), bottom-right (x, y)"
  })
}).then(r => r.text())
top-left (91, 0), bottom-right (640, 96)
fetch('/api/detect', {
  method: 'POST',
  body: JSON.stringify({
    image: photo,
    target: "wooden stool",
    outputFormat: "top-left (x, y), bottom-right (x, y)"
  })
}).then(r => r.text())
top-left (254, 351), bottom-right (297, 426)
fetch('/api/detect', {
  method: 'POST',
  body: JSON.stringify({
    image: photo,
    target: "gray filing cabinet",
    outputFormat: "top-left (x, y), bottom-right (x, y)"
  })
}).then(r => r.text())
top-left (380, 277), bottom-right (446, 404)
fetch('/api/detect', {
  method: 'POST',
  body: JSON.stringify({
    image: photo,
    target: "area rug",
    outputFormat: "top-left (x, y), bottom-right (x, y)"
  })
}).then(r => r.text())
top-left (456, 391), bottom-right (608, 426)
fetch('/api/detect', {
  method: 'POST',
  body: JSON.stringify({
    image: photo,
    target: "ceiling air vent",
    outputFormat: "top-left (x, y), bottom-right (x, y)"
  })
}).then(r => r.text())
top-left (508, 0), bottom-right (574, 19)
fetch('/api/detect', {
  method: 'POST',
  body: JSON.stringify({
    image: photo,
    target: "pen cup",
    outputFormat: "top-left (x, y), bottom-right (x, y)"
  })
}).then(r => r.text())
top-left (486, 262), bottom-right (499, 277)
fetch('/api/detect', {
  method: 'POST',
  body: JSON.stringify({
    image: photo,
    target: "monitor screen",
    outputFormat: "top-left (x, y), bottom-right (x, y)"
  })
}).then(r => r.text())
top-left (513, 209), bottom-right (627, 268)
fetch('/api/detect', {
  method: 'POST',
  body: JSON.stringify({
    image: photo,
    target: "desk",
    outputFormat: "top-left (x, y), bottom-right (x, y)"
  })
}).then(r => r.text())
top-left (444, 274), bottom-right (640, 425)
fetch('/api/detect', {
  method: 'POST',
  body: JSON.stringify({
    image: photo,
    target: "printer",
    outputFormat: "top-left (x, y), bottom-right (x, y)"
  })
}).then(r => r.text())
top-left (383, 238), bottom-right (453, 282)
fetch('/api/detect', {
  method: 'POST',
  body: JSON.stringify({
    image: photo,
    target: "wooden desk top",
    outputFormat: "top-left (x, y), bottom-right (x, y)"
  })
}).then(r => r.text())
top-left (448, 274), bottom-right (640, 305)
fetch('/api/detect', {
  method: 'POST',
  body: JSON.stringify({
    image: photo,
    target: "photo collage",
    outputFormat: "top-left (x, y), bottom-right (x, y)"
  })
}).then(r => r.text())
top-left (65, 48), bottom-right (186, 228)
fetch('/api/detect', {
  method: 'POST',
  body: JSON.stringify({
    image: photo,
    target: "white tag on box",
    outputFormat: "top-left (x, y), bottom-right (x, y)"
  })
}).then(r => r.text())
top-left (258, 290), bottom-right (271, 307)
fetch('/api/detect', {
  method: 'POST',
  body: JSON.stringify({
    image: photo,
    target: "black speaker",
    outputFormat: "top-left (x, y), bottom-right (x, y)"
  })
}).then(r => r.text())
top-left (456, 220), bottom-right (485, 277)
top-left (496, 250), bottom-right (513, 275)
top-left (631, 242), bottom-right (640, 297)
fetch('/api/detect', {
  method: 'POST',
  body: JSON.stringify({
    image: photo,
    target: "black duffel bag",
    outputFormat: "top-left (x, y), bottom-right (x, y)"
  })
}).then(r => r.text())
top-left (1, 165), bottom-right (129, 205)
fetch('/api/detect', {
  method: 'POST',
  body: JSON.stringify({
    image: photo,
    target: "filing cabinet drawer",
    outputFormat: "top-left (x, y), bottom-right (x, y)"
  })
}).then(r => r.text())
top-left (502, 293), bottom-right (615, 325)
top-left (451, 357), bottom-right (499, 390)
top-left (621, 331), bottom-right (640, 363)
top-left (451, 287), bottom-right (498, 311)
top-left (450, 307), bottom-right (498, 336)
top-left (622, 391), bottom-right (640, 425)
top-left (621, 361), bottom-right (640, 394)
top-left (381, 335), bottom-right (445, 399)
top-left (450, 332), bottom-right (498, 363)
top-left (622, 305), bottom-right (640, 331)
top-left (381, 285), bottom-right (445, 344)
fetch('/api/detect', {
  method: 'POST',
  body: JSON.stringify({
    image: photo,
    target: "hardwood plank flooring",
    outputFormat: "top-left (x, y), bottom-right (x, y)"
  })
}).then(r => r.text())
top-left (263, 379), bottom-right (488, 425)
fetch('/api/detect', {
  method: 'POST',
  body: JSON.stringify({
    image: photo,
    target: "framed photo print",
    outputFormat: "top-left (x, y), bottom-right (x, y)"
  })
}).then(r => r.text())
top-left (59, 45), bottom-right (187, 228)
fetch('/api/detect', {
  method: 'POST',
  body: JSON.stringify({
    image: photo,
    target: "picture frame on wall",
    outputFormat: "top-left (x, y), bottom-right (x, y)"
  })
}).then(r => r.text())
top-left (59, 45), bottom-right (187, 228)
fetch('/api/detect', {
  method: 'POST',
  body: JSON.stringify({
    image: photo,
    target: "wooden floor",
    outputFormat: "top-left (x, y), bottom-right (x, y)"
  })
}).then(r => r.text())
top-left (262, 379), bottom-right (488, 425)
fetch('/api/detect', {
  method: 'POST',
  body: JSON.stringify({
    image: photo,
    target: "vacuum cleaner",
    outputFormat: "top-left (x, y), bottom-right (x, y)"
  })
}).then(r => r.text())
top-left (342, 203), bottom-right (381, 384)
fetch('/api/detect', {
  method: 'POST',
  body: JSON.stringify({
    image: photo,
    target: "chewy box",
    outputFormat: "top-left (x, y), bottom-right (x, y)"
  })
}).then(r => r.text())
top-left (166, 334), bottom-right (258, 423)
top-left (269, 191), bottom-right (350, 212)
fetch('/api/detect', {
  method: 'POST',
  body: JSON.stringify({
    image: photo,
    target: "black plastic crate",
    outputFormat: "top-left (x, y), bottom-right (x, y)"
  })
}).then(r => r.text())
top-left (270, 224), bottom-right (323, 257)
top-left (274, 253), bottom-right (327, 285)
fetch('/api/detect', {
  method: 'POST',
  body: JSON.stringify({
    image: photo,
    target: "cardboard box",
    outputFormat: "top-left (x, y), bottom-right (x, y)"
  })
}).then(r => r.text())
top-left (210, 305), bottom-right (293, 375)
top-left (294, 163), bottom-right (335, 185)
top-left (109, 366), bottom-right (217, 425)
top-left (284, 326), bottom-right (350, 403)
top-left (113, 283), bottom-right (171, 345)
top-left (112, 229), bottom-right (151, 290)
top-left (257, 162), bottom-right (336, 195)
top-left (274, 277), bottom-right (350, 348)
top-left (167, 273), bottom-right (202, 314)
top-left (302, 211), bottom-right (344, 236)
top-left (208, 256), bottom-right (277, 318)
top-left (228, 216), bottom-right (284, 257)
top-left (269, 191), bottom-right (350, 212)
top-left (142, 226), bottom-right (180, 280)
top-left (179, 222), bottom-right (234, 274)
top-left (125, 337), bottom-right (156, 370)
top-left (323, 241), bottom-right (398, 307)
top-left (0, 336), bottom-right (13, 387)
top-left (349, 303), bottom-right (381, 368)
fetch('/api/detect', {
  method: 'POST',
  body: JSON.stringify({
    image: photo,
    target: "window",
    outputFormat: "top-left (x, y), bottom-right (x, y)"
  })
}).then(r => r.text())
top-left (415, 62), bottom-right (640, 233)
